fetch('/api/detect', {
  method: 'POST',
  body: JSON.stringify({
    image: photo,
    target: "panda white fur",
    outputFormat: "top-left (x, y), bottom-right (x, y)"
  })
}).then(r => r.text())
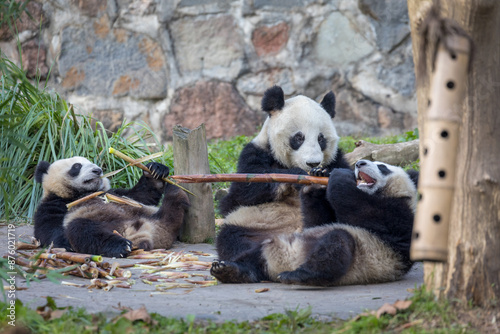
top-left (214, 85), bottom-right (349, 283)
top-left (211, 160), bottom-right (418, 286)
top-left (34, 157), bottom-right (189, 257)
top-left (218, 85), bottom-right (349, 216)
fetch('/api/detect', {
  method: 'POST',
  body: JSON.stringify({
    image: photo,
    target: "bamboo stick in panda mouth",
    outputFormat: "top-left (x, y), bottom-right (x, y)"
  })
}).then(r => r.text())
top-left (169, 173), bottom-right (329, 185)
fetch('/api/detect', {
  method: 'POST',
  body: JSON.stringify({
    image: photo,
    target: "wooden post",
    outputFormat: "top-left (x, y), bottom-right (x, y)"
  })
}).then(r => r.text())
top-left (173, 124), bottom-right (215, 243)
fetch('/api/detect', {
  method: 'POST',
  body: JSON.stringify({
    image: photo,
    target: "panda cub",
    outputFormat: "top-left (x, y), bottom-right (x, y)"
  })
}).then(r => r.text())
top-left (34, 157), bottom-right (189, 258)
top-left (215, 86), bottom-right (350, 283)
top-left (211, 160), bottom-right (418, 286)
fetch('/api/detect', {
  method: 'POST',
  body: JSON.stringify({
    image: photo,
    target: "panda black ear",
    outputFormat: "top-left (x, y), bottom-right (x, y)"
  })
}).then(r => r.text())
top-left (35, 161), bottom-right (51, 183)
top-left (320, 91), bottom-right (336, 118)
top-left (261, 86), bottom-right (285, 114)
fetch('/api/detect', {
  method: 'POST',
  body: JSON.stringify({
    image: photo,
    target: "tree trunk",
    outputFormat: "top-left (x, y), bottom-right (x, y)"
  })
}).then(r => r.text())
top-left (408, 0), bottom-right (500, 307)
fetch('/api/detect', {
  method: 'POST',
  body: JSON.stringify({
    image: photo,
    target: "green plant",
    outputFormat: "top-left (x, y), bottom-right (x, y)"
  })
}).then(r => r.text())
top-left (0, 0), bottom-right (31, 29)
top-left (0, 55), bottom-right (169, 221)
top-left (0, 285), bottom-right (478, 333)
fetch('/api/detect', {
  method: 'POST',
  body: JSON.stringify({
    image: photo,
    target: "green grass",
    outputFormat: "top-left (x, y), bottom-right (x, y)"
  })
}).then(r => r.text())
top-left (0, 55), bottom-right (172, 222)
top-left (0, 286), bottom-right (475, 333)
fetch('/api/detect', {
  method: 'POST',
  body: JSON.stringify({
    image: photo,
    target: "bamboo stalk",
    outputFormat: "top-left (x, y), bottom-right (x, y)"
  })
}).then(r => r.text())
top-left (66, 191), bottom-right (104, 209)
top-left (105, 193), bottom-right (143, 208)
top-left (170, 173), bottom-right (329, 185)
top-left (109, 147), bottom-right (195, 196)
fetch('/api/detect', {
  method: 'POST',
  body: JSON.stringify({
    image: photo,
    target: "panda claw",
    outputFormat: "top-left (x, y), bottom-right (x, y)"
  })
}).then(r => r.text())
top-left (309, 167), bottom-right (330, 177)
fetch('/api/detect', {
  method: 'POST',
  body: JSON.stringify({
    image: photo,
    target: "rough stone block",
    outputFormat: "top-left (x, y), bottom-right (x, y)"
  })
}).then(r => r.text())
top-left (58, 26), bottom-right (167, 99)
top-left (170, 16), bottom-right (244, 78)
top-left (314, 12), bottom-right (374, 66)
top-left (252, 22), bottom-right (290, 56)
top-left (164, 81), bottom-right (259, 139)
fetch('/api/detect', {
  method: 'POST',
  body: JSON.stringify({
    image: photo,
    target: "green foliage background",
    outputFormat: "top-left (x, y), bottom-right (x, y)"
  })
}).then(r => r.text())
top-left (0, 55), bottom-right (171, 221)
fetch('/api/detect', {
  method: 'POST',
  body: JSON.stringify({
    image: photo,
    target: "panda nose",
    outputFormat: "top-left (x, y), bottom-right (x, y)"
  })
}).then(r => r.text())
top-left (92, 167), bottom-right (102, 176)
top-left (356, 160), bottom-right (368, 168)
top-left (307, 162), bottom-right (320, 168)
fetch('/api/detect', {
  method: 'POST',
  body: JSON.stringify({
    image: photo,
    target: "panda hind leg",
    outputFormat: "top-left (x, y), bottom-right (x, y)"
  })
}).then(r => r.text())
top-left (278, 229), bottom-right (355, 286)
top-left (65, 218), bottom-right (132, 258)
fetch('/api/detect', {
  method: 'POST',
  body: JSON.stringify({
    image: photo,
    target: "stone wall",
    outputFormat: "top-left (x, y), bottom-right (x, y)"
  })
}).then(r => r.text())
top-left (1, 0), bottom-right (417, 141)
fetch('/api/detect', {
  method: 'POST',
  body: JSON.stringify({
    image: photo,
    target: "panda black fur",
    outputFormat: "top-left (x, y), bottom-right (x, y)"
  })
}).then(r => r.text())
top-left (215, 86), bottom-right (349, 283)
top-left (218, 85), bottom-right (349, 216)
top-left (211, 160), bottom-right (418, 286)
top-left (34, 157), bottom-right (190, 258)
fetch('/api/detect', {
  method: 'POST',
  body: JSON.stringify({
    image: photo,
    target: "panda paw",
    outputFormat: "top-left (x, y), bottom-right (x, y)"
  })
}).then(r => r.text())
top-left (309, 166), bottom-right (330, 177)
top-left (329, 168), bottom-right (356, 186)
top-left (101, 237), bottom-right (133, 258)
top-left (210, 260), bottom-right (258, 283)
top-left (145, 162), bottom-right (169, 180)
top-left (301, 184), bottom-right (326, 197)
top-left (277, 271), bottom-right (301, 285)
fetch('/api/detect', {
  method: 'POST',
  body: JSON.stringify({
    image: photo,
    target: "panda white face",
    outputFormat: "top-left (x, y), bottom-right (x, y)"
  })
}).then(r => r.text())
top-left (254, 95), bottom-right (340, 172)
top-left (39, 157), bottom-right (110, 199)
top-left (355, 160), bottom-right (417, 201)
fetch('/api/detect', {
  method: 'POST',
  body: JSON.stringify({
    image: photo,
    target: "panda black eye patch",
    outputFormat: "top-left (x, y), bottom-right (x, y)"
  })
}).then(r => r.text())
top-left (318, 133), bottom-right (327, 150)
top-left (377, 164), bottom-right (392, 175)
top-left (68, 163), bottom-right (82, 177)
top-left (289, 132), bottom-right (305, 150)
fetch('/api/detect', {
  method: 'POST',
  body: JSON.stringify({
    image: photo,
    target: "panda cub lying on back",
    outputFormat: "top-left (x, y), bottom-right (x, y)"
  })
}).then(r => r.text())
top-left (34, 157), bottom-right (189, 258)
top-left (211, 160), bottom-right (418, 286)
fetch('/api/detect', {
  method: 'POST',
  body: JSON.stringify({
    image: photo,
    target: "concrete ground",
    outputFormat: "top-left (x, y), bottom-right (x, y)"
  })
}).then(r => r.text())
top-left (2, 225), bottom-right (423, 322)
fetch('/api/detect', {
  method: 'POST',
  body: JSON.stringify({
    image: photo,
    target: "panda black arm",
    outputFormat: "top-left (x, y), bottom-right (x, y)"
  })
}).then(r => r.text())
top-left (299, 150), bottom-right (350, 228)
top-left (110, 162), bottom-right (169, 206)
top-left (218, 142), bottom-right (307, 216)
top-left (34, 196), bottom-right (72, 250)
top-left (326, 149), bottom-right (350, 170)
top-left (300, 185), bottom-right (337, 228)
top-left (327, 168), bottom-right (415, 247)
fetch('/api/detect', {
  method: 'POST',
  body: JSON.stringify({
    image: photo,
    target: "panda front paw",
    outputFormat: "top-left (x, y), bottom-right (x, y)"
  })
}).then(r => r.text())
top-left (309, 166), bottom-right (330, 177)
top-left (101, 236), bottom-right (133, 258)
top-left (145, 162), bottom-right (169, 180)
top-left (329, 168), bottom-right (356, 185)
top-left (301, 184), bottom-right (327, 197)
top-left (210, 260), bottom-right (259, 283)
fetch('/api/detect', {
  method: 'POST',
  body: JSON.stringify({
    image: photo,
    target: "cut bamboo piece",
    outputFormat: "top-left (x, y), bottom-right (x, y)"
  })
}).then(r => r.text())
top-left (104, 193), bottom-right (143, 208)
top-left (53, 251), bottom-right (103, 264)
top-left (66, 191), bottom-right (104, 209)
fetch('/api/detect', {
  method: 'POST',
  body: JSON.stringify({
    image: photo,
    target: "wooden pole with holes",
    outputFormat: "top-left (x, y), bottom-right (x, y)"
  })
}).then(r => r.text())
top-left (173, 124), bottom-right (215, 243)
top-left (410, 36), bottom-right (472, 262)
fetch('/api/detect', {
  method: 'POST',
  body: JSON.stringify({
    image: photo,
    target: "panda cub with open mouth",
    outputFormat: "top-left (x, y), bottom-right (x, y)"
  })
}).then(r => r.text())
top-left (211, 160), bottom-right (419, 286)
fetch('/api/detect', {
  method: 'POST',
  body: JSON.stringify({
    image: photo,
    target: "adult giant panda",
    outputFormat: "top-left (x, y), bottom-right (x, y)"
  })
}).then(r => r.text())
top-left (215, 85), bottom-right (350, 283)
top-left (34, 157), bottom-right (189, 257)
top-left (211, 160), bottom-right (418, 286)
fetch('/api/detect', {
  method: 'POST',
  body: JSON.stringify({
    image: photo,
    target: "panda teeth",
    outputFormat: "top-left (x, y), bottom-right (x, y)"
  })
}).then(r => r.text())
top-left (357, 172), bottom-right (375, 187)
